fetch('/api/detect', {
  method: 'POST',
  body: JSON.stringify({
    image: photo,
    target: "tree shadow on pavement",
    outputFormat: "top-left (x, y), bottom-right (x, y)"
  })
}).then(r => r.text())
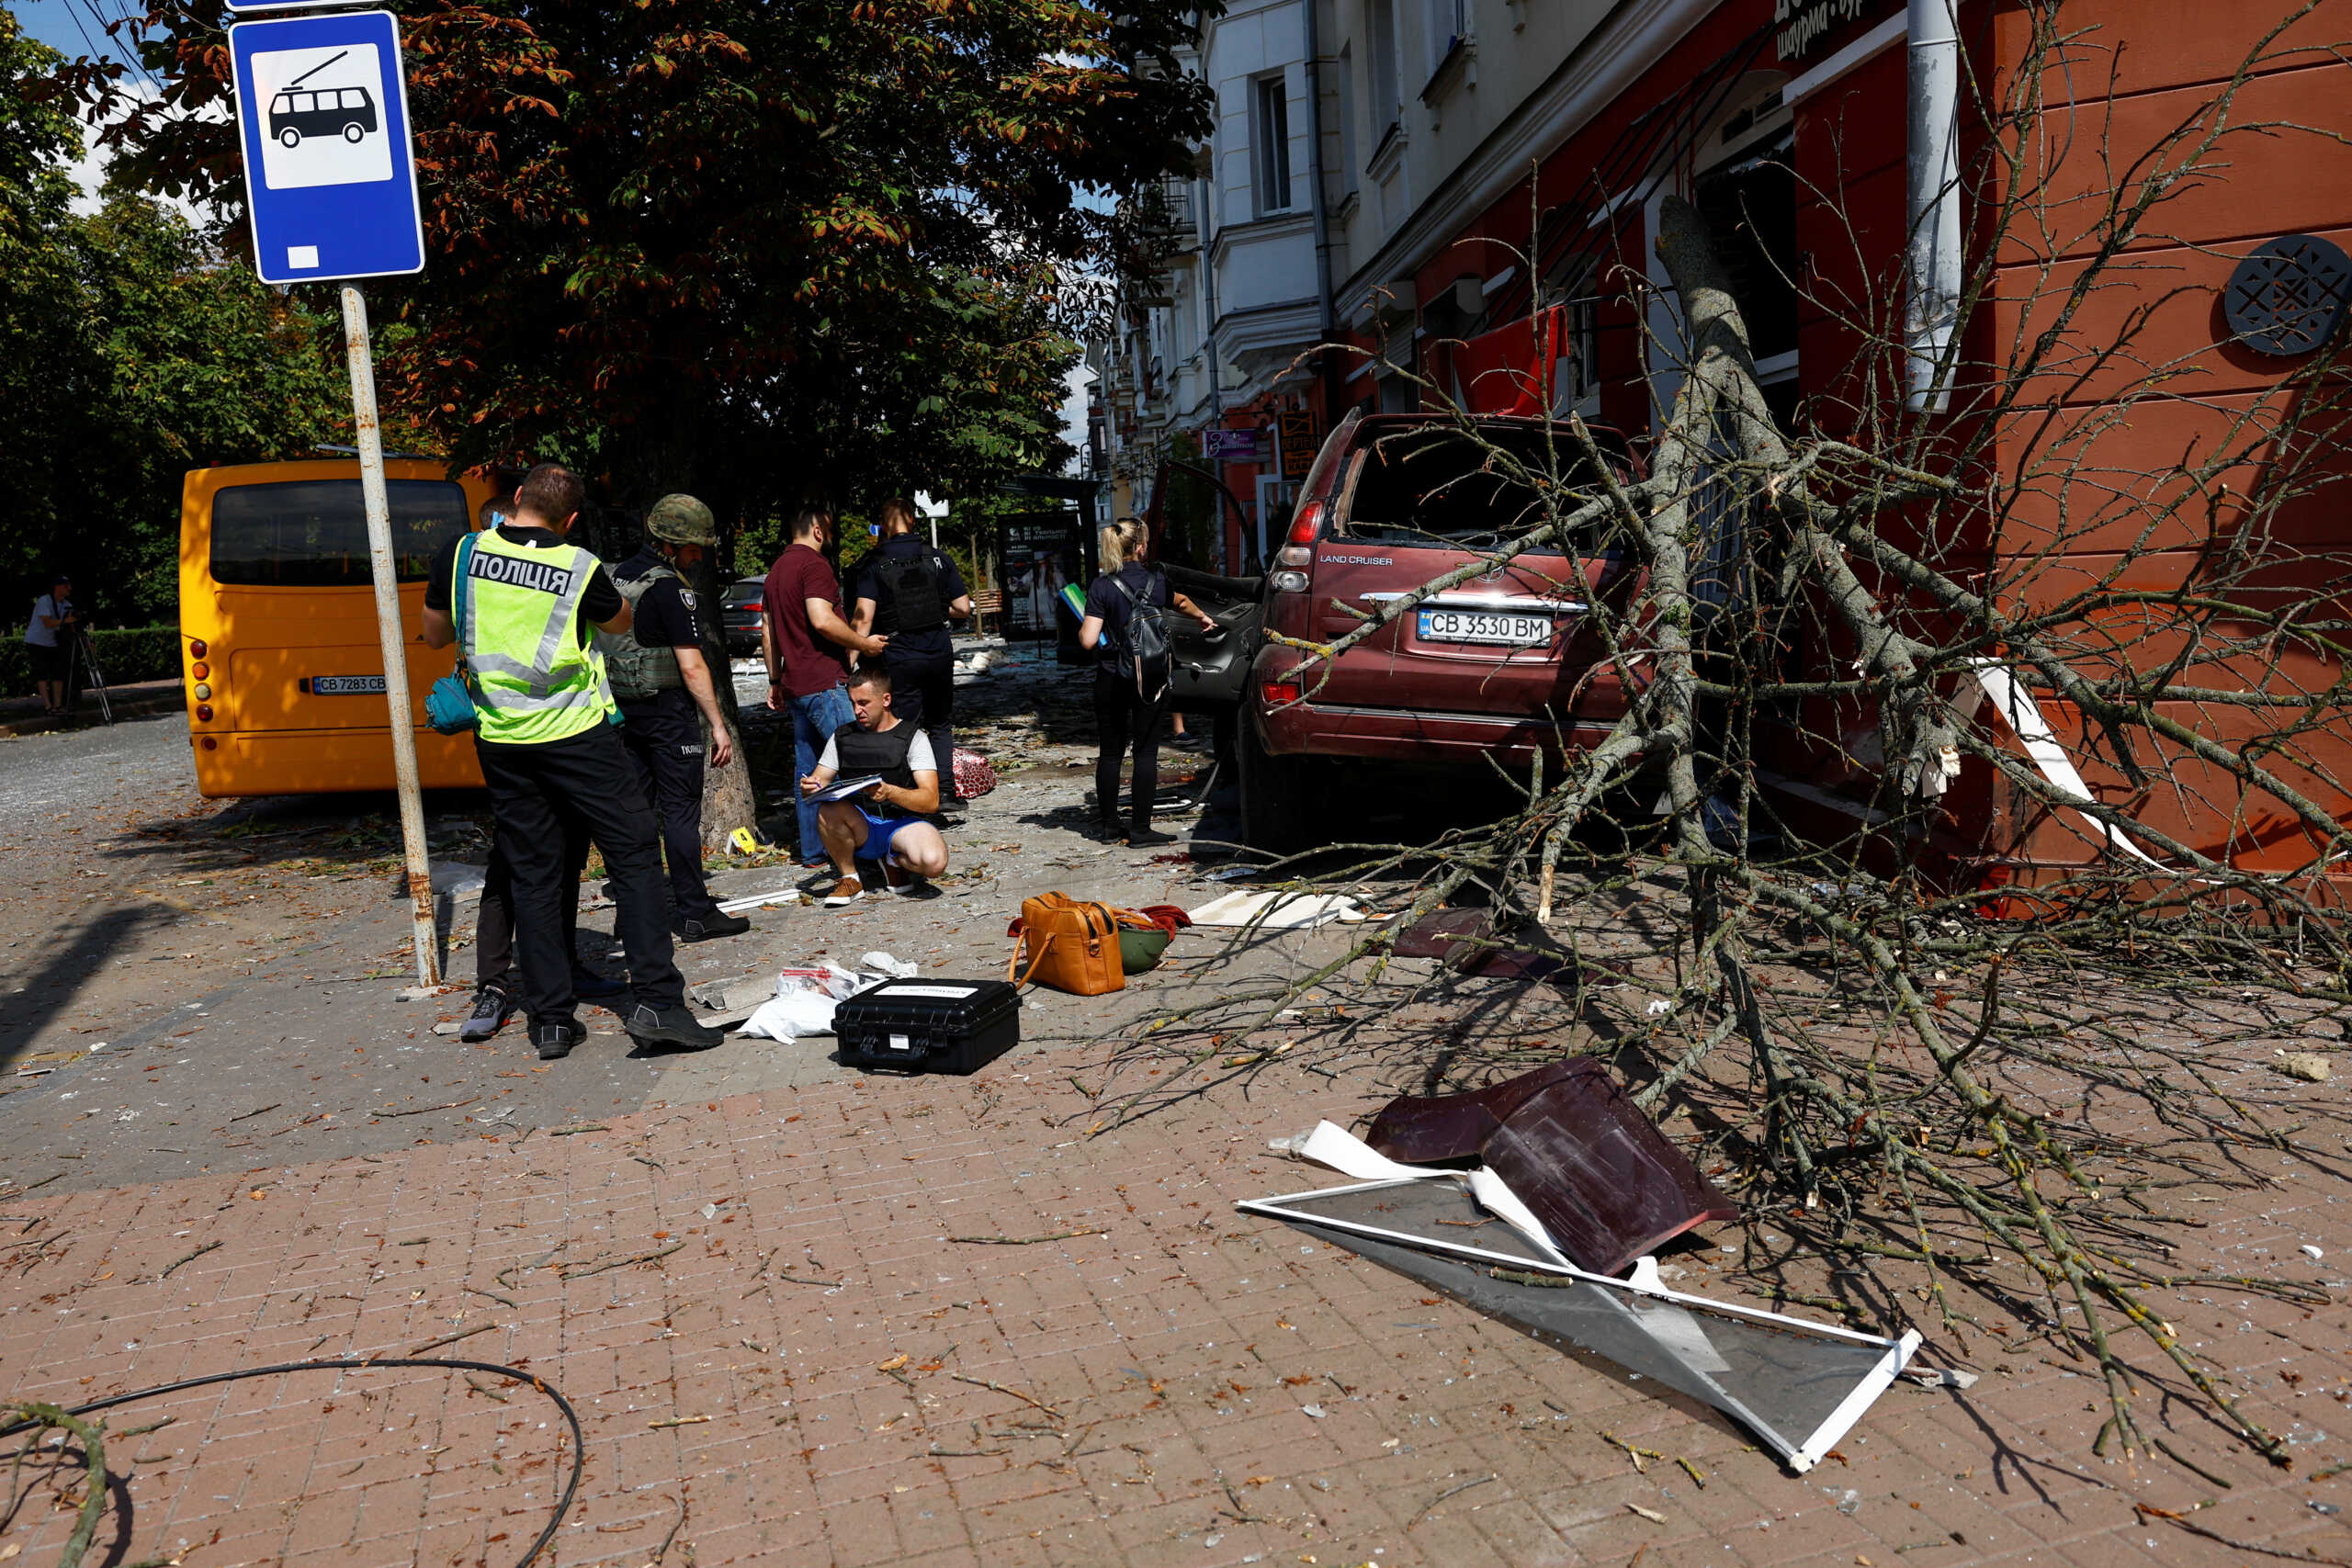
top-left (107, 790), bottom-right (497, 880)
top-left (0, 902), bottom-right (178, 1073)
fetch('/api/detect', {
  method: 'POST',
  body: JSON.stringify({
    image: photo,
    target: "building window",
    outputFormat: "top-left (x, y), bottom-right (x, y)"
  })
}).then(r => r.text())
top-left (1424, 0), bottom-right (1467, 72)
top-left (1337, 46), bottom-right (1359, 196)
top-left (1254, 74), bottom-right (1293, 214)
top-left (1368, 0), bottom-right (1400, 147)
top-left (1693, 137), bottom-right (1799, 369)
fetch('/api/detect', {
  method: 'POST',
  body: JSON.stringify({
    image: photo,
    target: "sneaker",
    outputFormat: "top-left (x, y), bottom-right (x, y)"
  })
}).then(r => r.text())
top-left (459, 987), bottom-right (514, 1043)
top-left (570, 966), bottom-right (629, 1001)
top-left (879, 863), bottom-right (925, 897)
top-left (625, 1005), bottom-right (726, 1053)
top-left (820, 874), bottom-right (865, 908)
top-left (535, 1020), bottom-right (584, 1060)
top-left (678, 909), bottom-right (752, 942)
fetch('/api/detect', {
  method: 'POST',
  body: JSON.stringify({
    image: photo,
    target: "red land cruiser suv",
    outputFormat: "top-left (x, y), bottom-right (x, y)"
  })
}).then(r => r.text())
top-left (1233, 410), bottom-right (1644, 851)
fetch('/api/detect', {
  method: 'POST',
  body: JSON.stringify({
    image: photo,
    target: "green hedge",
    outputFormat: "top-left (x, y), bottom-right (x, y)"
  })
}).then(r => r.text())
top-left (0, 626), bottom-right (179, 698)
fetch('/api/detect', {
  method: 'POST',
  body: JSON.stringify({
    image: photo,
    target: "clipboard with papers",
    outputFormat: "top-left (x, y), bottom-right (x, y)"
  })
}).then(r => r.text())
top-left (813, 773), bottom-right (886, 804)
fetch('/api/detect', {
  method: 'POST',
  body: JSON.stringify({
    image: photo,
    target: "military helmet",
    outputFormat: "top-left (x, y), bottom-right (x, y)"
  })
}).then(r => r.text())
top-left (646, 493), bottom-right (718, 547)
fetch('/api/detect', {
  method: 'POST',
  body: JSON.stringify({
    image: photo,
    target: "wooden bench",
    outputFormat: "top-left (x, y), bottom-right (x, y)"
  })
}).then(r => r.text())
top-left (971, 587), bottom-right (1003, 635)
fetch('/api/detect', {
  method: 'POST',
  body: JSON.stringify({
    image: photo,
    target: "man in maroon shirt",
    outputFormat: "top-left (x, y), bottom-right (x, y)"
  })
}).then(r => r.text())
top-left (763, 507), bottom-right (887, 863)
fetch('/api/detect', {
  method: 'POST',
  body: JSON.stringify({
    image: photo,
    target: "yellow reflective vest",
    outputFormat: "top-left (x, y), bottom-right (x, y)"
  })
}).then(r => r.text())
top-left (457, 527), bottom-right (617, 745)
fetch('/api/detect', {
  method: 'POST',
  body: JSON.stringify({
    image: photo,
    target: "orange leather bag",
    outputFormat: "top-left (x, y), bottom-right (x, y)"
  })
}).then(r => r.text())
top-left (1007, 893), bottom-right (1126, 996)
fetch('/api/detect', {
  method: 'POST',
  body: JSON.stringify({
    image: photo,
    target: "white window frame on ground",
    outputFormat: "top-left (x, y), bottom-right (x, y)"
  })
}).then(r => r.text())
top-left (1254, 73), bottom-right (1294, 216)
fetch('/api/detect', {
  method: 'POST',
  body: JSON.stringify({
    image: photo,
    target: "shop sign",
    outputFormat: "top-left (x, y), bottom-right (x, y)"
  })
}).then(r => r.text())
top-left (1277, 412), bottom-right (1320, 481)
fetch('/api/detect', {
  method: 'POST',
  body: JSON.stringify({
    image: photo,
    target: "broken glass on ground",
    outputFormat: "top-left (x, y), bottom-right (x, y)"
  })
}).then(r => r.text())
top-left (1241, 1126), bottom-right (1917, 1472)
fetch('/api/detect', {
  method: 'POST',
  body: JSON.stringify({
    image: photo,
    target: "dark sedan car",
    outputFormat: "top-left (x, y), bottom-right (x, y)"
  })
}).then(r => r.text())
top-left (720, 577), bottom-right (765, 659)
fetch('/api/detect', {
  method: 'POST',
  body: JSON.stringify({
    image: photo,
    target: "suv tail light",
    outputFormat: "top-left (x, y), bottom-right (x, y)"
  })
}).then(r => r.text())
top-left (1260, 679), bottom-right (1301, 706)
top-left (1285, 500), bottom-right (1326, 547)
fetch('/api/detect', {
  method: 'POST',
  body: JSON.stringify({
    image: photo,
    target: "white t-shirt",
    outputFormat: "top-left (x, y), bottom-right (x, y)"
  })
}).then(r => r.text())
top-left (23, 595), bottom-right (67, 649)
top-left (817, 727), bottom-right (936, 778)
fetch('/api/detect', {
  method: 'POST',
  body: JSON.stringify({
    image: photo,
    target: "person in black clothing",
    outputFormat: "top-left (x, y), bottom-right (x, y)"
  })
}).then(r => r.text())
top-left (851, 496), bottom-right (971, 814)
top-left (420, 462), bottom-right (723, 1061)
top-left (459, 491), bottom-right (620, 1043)
top-left (604, 494), bottom-right (753, 944)
top-left (1078, 519), bottom-right (1217, 846)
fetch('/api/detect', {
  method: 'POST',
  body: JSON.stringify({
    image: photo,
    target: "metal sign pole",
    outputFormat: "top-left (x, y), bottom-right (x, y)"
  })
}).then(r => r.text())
top-left (340, 283), bottom-right (438, 987)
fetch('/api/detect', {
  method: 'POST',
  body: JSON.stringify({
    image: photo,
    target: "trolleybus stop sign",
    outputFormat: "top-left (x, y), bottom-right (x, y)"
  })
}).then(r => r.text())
top-left (230, 9), bottom-right (422, 285)
top-left (226, 5), bottom-right (442, 984)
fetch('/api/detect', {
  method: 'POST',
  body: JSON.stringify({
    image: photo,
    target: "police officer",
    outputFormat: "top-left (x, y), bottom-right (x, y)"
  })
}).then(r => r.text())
top-left (600, 495), bottom-right (754, 943)
top-left (421, 462), bottom-right (724, 1061)
top-left (851, 497), bottom-right (971, 816)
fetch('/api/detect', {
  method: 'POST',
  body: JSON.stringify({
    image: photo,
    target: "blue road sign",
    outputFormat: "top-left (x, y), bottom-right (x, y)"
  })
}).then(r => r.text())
top-left (231, 10), bottom-right (424, 285)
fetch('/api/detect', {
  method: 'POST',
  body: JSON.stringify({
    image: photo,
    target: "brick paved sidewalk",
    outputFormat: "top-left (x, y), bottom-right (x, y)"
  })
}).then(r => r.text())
top-left (3, 1047), bottom-right (2348, 1568)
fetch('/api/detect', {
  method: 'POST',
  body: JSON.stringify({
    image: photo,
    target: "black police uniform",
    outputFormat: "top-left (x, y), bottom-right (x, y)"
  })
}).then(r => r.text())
top-left (611, 549), bottom-right (725, 924)
top-left (854, 536), bottom-right (966, 799)
top-left (424, 525), bottom-right (690, 1039)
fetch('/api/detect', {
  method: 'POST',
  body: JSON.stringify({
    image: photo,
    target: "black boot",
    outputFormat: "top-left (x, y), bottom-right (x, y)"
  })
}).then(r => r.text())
top-left (536, 1020), bottom-right (584, 1060)
top-left (627, 1005), bottom-right (726, 1053)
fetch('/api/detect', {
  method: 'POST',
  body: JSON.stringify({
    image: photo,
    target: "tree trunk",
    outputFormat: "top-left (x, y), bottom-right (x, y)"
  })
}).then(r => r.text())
top-left (689, 535), bottom-right (758, 851)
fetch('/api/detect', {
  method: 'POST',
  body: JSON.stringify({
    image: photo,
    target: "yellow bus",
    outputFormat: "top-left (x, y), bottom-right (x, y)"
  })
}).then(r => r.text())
top-left (179, 457), bottom-right (495, 797)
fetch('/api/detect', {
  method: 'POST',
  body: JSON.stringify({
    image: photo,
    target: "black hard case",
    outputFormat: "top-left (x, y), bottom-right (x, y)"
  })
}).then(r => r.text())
top-left (836, 978), bottom-right (1022, 1075)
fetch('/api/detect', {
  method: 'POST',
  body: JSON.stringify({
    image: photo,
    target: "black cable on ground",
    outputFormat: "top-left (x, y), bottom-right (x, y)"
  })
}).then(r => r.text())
top-left (0, 1357), bottom-right (585, 1568)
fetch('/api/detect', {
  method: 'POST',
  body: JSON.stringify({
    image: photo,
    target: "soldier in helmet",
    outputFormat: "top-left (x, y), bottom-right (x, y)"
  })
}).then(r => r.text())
top-left (600, 494), bottom-right (752, 942)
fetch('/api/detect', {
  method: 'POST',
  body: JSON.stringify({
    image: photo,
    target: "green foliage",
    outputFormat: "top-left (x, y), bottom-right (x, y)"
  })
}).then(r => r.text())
top-left (84, 0), bottom-right (1216, 535)
top-left (0, 625), bottom-right (178, 698)
top-left (0, 13), bottom-right (348, 625)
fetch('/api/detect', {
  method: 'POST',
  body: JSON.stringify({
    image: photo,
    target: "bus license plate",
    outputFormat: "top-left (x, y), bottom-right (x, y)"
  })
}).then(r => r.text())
top-left (1417, 609), bottom-right (1554, 647)
top-left (308, 675), bottom-right (387, 694)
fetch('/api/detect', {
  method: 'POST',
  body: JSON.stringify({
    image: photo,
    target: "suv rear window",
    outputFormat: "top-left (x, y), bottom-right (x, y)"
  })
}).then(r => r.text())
top-left (210, 479), bottom-right (470, 587)
top-left (1340, 427), bottom-right (1613, 552)
top-left (721, 581), bottom-right (764, 607)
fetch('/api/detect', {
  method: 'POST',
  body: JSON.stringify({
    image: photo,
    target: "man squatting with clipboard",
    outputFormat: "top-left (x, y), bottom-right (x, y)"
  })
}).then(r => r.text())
top-left (797, 665), bottom-right (951, 907)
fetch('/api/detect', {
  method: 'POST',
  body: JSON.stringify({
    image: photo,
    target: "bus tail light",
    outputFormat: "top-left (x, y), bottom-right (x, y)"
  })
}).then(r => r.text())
top-left (193, 683), bottom-right (212, 701)
top-left (200, 737), bottom-right (217, 750)
top-left (188, 639), bottom-right (208, 660)
top-left (191, 662), bottom-right (209, 681)
top-left (196, 704), bottom-right (213, 722)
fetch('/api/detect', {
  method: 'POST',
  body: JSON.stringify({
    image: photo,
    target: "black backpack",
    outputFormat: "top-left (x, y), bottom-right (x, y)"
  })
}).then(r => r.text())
top-left (1109, 570), bottom-right (1171, 701)
top-left (873, 548), bottom-right (946, 633)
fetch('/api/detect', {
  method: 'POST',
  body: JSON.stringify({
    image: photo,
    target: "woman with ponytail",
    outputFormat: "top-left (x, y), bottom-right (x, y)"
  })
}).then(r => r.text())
top-left (1078, 519), bottom-right (1216, 844)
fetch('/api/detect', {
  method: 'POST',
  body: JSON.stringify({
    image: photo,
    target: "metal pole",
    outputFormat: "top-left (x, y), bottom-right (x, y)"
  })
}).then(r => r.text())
top-left (341, 284), bottom-right (440, 987)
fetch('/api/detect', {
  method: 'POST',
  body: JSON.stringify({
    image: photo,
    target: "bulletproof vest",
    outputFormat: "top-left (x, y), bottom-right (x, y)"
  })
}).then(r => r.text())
top-left (831, 716), bottom-right (920, 792)
top-left (599, 564), bottom-right (684, 700)
top-left (873, 547), bottom-right (947, 634)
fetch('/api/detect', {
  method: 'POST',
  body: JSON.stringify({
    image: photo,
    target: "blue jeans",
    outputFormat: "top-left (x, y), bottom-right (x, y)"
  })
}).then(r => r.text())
top-left (787, 682), bottom-right (854, 859)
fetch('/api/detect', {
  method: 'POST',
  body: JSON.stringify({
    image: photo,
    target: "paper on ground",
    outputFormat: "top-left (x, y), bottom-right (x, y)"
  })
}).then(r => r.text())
top-left (1188, 889), bottom-right (1367, 929)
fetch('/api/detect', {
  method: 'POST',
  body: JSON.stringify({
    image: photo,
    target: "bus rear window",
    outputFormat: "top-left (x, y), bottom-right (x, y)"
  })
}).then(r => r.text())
top-left (209, 479), bottom-right (470, 587)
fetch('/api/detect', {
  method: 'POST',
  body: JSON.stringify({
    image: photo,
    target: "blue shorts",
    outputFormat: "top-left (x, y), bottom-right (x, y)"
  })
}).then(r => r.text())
top-left (856, 808), bottom-right (921, 863)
